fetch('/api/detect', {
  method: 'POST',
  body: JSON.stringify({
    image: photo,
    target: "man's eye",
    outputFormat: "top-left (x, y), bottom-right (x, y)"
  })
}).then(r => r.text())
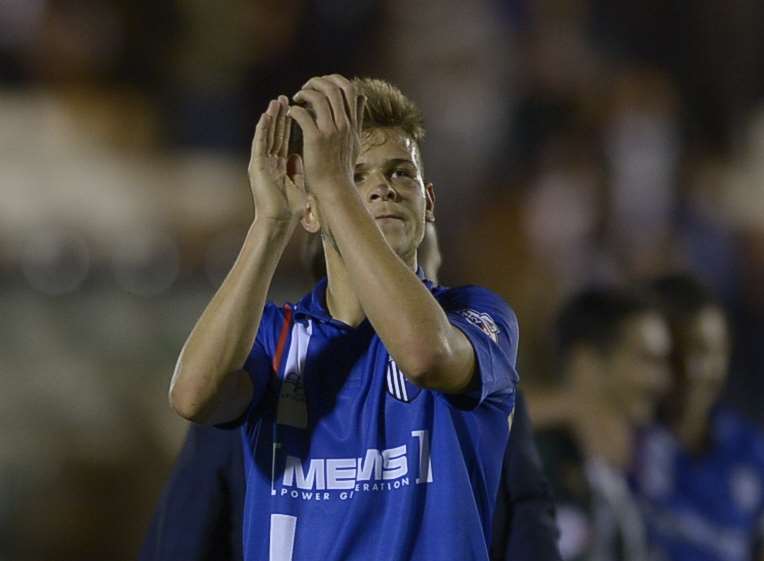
top-left (353, 173), bottom-right (366, 183)
top-left (392, 169), bottom-right (413, 179)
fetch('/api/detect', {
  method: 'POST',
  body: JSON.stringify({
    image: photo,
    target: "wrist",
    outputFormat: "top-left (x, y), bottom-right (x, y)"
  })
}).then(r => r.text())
top-left (250, 216), bottom-right (298, 241)
top-left (310, 178), bottom-right (357, 205)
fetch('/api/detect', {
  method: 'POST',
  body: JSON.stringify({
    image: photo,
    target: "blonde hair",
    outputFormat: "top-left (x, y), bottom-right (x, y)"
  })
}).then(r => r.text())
top-left (289, 77), bottom-right (426, 157)
top-left (352, 77), bottom-right (425, 148)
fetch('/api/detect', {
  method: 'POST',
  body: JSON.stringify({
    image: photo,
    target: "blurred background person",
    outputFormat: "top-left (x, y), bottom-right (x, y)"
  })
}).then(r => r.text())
top-left (530, 287), bottom-right (671, 561)
top-left (630, 274), bottom-right (764, 561)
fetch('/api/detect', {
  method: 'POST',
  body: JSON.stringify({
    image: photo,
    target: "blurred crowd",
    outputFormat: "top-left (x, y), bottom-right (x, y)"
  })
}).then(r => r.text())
top-left (1, 0), bottom-right (763, 559)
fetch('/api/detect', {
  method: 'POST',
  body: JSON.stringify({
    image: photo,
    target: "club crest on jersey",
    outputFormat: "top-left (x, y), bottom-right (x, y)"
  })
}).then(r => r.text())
top-left (385, 356), bottom-right (420, 403)
top-left (457, 309), bottom-right (500, 342)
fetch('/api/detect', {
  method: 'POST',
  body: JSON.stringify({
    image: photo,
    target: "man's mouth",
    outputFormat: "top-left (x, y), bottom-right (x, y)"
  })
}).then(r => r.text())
top-left (374, 214), bottom-right (404, 221)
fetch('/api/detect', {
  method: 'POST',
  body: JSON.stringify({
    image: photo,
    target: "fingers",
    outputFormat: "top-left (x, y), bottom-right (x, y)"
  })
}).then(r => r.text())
top-left (292, 89), bottom-right (334, 132)
top-left (321, 84), bottom-right (350, 130)
top-left (265, 99), bottom-right (281, 153)
top-left (288, 74), bottom-right (363, 139)
top-left (251, 96), bottom-right (294, 167)
top-left (251, 111), bottom-right (271, 162)
top-left (272, 95), bottom-right (290, 158)
top-left (253, 97), bottom-right (291, 161)
top-left (302, 75), bottom-right (353, 130)
top-left (287, 105), bottom-right (319, 140)
top-left (303, 76), bottom-right (355, 129)
top-left (279, 96), bottom-right (292, 158)
top-left (323, 74), bottom-right (357, 126)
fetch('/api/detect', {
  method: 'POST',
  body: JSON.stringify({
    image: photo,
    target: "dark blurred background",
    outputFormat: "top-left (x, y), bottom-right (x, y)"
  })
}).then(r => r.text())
top-left (1, 0), bottom-right (763, 559)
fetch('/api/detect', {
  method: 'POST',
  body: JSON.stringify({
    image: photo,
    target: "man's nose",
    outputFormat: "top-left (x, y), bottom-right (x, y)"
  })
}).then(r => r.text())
top-left (368, 172), bottom-right (399, 202)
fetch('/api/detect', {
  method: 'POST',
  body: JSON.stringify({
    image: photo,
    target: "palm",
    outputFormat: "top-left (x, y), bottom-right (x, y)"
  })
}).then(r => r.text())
top-left (259, 153), bottom-right (295, 203)
top-left (248, 97), bottom-right (304, 222)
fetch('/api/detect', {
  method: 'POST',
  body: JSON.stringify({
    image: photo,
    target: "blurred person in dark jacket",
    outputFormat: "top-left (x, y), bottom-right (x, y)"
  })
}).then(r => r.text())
top-left (531, 287), bottom-right (671, 561)
top-left (139, 223), bottom-right (562, 561)
top-left (630, 274), bottom-right (764, 561)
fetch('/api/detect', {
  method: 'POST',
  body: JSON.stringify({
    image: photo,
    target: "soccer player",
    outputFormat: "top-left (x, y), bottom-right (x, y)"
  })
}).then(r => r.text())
top-left (139, 226), bottom-right (561, 561)
top-left (168, 75), bottom-right (519, 560)
top-left (631, 274), bottom-right (764, 561)
top-left (533, 287), bottom-right (671, 561)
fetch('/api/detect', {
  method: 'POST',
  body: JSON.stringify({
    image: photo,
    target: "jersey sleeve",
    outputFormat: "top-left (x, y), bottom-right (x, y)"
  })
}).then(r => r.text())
top-left (214, 302), bottom-right (287, 428)
top-left (438, 285), bottom-right (520, 409)
top-left (244, 302), bottom-right (280, 391)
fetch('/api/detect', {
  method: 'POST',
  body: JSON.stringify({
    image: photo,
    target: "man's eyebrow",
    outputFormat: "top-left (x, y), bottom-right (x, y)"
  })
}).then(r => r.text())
top-left (354, 158), bottom-right (416, 170)
top-left (388, 158), bottom-right (416, 167)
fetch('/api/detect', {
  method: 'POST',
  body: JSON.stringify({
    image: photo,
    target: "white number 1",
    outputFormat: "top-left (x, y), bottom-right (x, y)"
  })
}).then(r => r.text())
top-left (269, 514), bottom-right (297, 561)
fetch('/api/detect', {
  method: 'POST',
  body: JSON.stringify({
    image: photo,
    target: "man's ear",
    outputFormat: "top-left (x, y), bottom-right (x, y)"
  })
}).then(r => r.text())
top-left (288, 154), bottom-right (319, 233)
top-left (425, 182), bottom-right (436, 223)
top-left (301, 194), bottom-right (321, 234)
top-left (287, 154), bottom-right (305, 190)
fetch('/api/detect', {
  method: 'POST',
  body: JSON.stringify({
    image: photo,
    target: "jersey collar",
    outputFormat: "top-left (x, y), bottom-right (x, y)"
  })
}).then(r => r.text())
top-left (293, 267), bottom-right (432, 326)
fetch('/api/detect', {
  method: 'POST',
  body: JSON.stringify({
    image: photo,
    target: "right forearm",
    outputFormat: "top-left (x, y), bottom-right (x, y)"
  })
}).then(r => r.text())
top-left (169, 218), bottom-right (294, 420)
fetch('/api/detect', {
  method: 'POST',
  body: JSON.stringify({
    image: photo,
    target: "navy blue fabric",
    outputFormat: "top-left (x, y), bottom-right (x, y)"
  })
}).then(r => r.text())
top-left (139, 424), bottom-right (244, 561)
top-left (491, 392), bottom-right (563, 561)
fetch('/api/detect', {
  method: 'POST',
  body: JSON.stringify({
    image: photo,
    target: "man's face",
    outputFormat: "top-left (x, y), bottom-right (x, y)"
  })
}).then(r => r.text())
top-left (676, 306), bottom-right (729, 413)
top-left (352, 127), bottom-right (433, 263)
top-left (604, 312), bottom-right (672, 425)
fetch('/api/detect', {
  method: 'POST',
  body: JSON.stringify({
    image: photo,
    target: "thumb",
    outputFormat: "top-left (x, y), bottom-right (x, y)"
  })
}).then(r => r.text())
top-left (287, 154), bottom-right (303, 176)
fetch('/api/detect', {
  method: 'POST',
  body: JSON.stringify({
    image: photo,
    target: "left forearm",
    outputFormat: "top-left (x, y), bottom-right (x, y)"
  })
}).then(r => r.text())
top-left (316, 185), bottom-right (464, 383)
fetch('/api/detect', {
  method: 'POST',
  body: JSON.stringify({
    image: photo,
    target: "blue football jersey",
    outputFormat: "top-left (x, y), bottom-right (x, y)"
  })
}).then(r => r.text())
top-left (631, 408), bottom-right (764, 561)
top-left (237, 275), bottom-right (519, 561)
